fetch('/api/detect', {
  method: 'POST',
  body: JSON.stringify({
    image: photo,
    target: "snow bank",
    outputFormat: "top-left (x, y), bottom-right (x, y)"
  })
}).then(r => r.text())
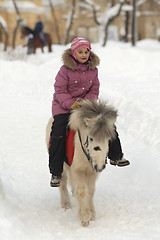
top-left (0, 40), bottom-right (160, 240)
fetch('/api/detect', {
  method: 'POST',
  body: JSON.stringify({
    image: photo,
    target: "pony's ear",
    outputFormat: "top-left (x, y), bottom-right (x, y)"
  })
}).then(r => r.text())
top-left (107, 111), bottom-right (117, 123)
top-left (84, 118), bottom-right (95, 127)
top-left (84, 115), bottom-right (103, 127)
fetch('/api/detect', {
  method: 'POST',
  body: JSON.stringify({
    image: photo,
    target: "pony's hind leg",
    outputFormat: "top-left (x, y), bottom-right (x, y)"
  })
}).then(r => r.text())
top-left (59, 169), bottom-right (72, 210)
top-left (48, 43), bottom-right (52, 52)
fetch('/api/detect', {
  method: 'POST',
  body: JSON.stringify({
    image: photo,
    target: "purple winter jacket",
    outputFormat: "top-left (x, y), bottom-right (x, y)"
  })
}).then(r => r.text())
top-left (52, 49), bottom-right (100, 117)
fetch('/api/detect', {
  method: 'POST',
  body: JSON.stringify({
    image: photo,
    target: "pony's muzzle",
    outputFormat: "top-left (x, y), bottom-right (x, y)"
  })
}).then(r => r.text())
top-left (94, 164), bottom-right (106, 172)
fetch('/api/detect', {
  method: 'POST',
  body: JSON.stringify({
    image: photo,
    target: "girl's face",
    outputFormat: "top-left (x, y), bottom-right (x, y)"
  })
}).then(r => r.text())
top-left (75, 47), bottom-right (90, 63)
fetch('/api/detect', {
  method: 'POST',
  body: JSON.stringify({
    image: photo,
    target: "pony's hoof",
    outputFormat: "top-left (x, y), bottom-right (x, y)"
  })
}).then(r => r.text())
top-left (64, 205), bottom-right (72, 210)
top-left (90, 215), bottom-right (95, 221)
top-left (61, 202), bottom-right (72, 210)
top-left (82, 221), bottom-right (89, 227)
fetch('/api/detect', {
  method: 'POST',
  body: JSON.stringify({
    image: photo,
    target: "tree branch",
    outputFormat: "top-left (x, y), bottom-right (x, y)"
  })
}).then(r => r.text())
top-left (83, 0), bottom-right (100, 25)
top-left (102, 2), bottom-right (124, 46)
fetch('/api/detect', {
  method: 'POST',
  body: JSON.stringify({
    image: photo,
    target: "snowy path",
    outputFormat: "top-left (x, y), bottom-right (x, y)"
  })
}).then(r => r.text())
top-left (0, 41), bottom-right (160, 240)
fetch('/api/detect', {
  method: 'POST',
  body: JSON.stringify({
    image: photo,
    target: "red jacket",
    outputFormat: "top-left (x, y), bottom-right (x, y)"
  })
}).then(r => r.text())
top-left (52, 49), bottom-right (100, 117)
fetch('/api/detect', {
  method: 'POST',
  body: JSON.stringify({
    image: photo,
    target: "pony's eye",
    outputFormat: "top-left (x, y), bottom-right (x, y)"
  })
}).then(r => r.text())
top-left (89, 137), bottom-right (93, 142)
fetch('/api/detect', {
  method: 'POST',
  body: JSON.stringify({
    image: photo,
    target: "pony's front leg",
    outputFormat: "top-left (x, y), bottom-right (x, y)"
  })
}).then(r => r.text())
top-left (73, 174), bottom-right (91, 226)
top-left (41, 47), bottom-right (44, 53)
top-left (76, 185), bottom-right (91, 226)
top-left (88, 176), bottom-right (97, 221)
top-left (59, 169), bottom-right (71, 210)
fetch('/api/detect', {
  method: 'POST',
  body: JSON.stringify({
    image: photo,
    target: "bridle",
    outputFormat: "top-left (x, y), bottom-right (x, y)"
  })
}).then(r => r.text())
top-left (77, 129), bottom-right (91, 162)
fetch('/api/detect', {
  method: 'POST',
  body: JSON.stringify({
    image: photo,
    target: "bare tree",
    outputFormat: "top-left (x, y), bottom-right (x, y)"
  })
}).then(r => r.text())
top-left (64, 0), bottom-right (76, 44)
top-left (123, 0), bottom-right (131, 42)
top-left (48, 0), bottom-right (61, 44)
top-left (83, 0), bottom-right (125, 46)
top-left (132, 0), bottom-right (136, 46)
top-left (82, 0), bottom-right (101, 25)
top-left (102, 1), bottom-right (124, 46)
top-left (12, 0), bottom-right (23, 49)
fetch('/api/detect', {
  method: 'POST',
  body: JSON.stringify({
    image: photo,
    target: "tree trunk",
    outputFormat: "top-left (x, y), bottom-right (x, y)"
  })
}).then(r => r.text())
top-left (64, 0), bottom-right (76, 44)
top-left (102, 2), bottom-right (123, 47)
top-left (102, 22), bottom-right (109, 47)
top-left (124, 11), bottom-right (129, 42)
top-left (48, 0), bottom-right (61, 44)
top-left (12, 0), bottom-right (23, 49)
top-left (4, 29), bottom-right (9, 51)
top-left (132, 0), bottom-right (136, 46)
top-left (0, 23), bottom-right (9, 51)
top-left (12, 18), bottom-right (22, 49)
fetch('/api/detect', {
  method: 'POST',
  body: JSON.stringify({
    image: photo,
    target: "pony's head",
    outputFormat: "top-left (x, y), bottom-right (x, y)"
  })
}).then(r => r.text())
top-left (20, 26), bottom-right (34, 38)
top-left (69, 100), bottom-right (118, 172)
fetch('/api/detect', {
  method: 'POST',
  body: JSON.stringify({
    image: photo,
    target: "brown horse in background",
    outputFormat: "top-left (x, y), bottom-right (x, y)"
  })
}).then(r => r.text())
top-left (21, 26), bottom-right (52, 54)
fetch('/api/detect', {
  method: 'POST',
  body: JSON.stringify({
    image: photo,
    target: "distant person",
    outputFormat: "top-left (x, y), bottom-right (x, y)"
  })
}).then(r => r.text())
top-left (48, 37), bottom-right (130, 187)
top-left (34, 16), bottom-right (45, 45)
top-left (26, 34), bottom-right (34, 54)
top-left (23, 33), bottom-right (34, 54)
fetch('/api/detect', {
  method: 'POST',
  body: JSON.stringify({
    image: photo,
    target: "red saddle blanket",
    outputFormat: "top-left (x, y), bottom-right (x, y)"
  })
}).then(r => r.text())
top-left (65, 129), bottom-right (75, 166)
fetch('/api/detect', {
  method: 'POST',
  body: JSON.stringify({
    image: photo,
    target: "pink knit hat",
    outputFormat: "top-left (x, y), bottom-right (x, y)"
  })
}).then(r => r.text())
top-left (71, 37), bottom-right (91, 58)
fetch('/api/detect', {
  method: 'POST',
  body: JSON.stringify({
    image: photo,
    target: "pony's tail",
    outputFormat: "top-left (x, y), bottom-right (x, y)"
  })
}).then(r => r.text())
top-left (45, 117), bottom-right (53, 151)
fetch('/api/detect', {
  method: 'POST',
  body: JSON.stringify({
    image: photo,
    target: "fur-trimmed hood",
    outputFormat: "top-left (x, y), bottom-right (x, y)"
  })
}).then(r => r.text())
top-left (62, 49), bottom-right (100, 70)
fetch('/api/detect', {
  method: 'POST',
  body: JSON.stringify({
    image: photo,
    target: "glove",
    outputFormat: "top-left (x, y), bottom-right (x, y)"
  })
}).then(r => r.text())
top-left (71, 98), bottom-right (83, 110)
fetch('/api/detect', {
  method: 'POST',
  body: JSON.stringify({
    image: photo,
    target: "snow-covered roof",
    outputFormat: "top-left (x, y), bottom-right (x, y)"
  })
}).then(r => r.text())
top-left (122, 4), bottom-right (133, 12)
top-left (0, 1), bottom-right (44, 13)
top-left (42, 0), bottom-right (65, 8)
top-left (137, 0), bottom-right (160, 6)
top-left (154, 0), bottom-right (160, 5)
top-left (137, 0), bottom-right (147, 6)
top-left (138, 11), bottom-right (160, 16)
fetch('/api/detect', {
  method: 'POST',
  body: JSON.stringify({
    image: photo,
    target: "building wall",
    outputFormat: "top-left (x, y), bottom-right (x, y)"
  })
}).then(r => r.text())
top-left (137, 0), bottom-right (160, 40)
top-left (0, 0), bottom-right (45, 46)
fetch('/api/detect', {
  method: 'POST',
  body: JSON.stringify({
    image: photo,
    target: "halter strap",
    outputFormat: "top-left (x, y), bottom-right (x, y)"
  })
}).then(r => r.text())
top-left (77, 129), bottom-right (90, 161)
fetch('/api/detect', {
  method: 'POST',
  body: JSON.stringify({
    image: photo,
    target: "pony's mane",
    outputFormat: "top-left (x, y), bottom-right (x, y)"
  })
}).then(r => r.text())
top-left (21, 26), bottom-right (34, 35)
top-left (69, 100), bottom-right (118, 141)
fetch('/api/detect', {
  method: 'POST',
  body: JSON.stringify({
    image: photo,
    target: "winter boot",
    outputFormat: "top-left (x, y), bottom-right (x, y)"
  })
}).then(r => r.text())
top-left (110, 157), bottom-right (130, 167)
top-left (50, 175), bottom-right (61, 187)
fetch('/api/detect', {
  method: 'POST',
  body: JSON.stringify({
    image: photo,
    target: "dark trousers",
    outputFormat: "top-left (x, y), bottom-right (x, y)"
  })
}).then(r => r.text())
top-left (49, 113), bottom-right (123, 176)
top-left (108, 130), bottom-right (123, 160)
top-left (49, 113), bottom-right (70, 176)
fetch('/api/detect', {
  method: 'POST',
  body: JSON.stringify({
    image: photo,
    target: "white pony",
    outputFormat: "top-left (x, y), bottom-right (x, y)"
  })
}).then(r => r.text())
top-left (47, 100), bottom-right (117, 227)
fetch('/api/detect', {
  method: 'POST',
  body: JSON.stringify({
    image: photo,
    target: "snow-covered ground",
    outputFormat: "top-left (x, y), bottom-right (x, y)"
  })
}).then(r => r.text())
top-left (0, 40), bottom-right (160, 240)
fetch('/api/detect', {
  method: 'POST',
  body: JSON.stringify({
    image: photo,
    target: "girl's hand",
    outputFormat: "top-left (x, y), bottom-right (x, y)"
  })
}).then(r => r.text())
top-left (71, 98), bottom-right (83, 110)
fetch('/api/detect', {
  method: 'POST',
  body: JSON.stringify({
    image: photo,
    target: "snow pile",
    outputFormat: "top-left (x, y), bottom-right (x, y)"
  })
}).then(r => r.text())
top-left (0, 40), bottom-right (160, 240)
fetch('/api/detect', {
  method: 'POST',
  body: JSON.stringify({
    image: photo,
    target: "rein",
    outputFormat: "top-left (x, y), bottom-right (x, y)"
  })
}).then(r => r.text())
top-left (77, 129), bottom-right (91, 162)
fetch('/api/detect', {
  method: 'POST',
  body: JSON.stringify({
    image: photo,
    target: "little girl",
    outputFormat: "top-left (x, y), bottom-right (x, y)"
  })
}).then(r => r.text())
top-left (49, 37), bottom-right (130, 187)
